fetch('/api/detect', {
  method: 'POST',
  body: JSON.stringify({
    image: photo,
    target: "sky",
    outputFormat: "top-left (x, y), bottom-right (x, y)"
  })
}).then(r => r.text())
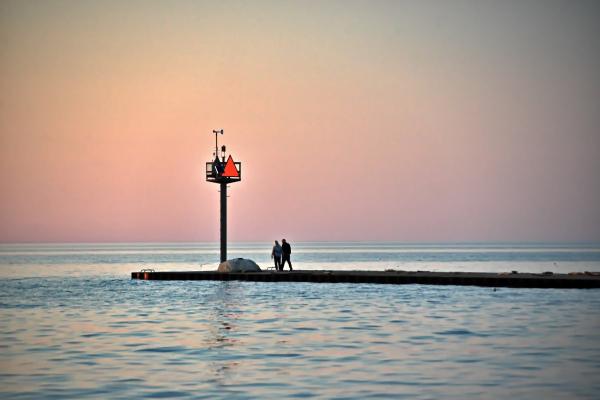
top-left (0, 0), bottom-right (599, 243)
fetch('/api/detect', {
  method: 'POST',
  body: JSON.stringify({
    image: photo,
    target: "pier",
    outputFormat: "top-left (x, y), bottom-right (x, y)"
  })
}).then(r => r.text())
top-left (131, 270), bottom-right (600, 289)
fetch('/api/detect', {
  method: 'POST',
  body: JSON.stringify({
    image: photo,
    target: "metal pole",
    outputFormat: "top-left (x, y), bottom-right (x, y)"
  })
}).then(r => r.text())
top-left (213, 129), bottom-right (222, 159)
top-left (220, 182), bottom-right (227, 263)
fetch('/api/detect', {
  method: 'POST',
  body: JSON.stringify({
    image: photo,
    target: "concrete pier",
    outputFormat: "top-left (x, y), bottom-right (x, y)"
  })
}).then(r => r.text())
top-left (131, 270), bottom-right (600, 289)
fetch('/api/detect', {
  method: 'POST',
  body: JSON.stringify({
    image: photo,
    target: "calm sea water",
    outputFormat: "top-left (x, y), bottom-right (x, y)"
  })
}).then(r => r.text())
top-left (1, 243), bottom-right (600, 399)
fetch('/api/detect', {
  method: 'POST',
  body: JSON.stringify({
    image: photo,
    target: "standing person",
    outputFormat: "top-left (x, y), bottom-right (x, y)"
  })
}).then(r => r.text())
top-left (281, 239), bottom-right (293, 271)
top-left (271, 240), bottom-right (282, 271)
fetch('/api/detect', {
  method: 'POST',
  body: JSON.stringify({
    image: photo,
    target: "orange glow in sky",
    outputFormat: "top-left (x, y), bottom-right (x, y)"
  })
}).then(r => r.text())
top-left (1, 1), bottom-right (599, 242)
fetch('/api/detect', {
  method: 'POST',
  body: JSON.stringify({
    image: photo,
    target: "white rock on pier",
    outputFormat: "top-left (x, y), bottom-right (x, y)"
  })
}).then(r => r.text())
top-left (217, 258), bottom-right (261, 273)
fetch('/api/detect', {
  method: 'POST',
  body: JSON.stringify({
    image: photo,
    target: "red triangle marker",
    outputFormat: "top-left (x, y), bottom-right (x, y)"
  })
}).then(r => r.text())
top-left (222, 155), bottom-right (240, 177)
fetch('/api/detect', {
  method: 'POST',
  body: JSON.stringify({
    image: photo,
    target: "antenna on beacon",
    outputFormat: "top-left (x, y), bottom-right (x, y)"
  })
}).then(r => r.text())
top-left (212, 129), bottom-right (223, 158)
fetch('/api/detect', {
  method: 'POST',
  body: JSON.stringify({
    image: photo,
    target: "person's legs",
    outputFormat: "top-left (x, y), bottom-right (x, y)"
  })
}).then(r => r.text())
top-left (274, 256), bottom-right (280, 270)
top-left (282, 254), bottom-right (293, 271)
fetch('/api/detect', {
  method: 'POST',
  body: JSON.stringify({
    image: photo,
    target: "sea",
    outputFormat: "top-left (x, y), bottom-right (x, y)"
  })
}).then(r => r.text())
top-left (1, 242), bottom-right (599, 399)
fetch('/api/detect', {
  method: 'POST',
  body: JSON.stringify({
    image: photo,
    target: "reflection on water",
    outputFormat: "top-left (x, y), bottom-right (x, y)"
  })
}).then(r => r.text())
top-left (1, 275), bottom-right (599, 399)
top-left (206, 282), bottom-right (243, 387)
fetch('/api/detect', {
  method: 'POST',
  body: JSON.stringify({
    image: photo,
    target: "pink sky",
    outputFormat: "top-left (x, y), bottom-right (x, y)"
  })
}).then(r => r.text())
top-left (1, 1), bottom-right (599, 243)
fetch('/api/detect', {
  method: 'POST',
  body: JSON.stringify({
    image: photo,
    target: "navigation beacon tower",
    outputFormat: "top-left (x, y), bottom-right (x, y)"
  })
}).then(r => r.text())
top-left (206, 129), bottom-right (242, 263)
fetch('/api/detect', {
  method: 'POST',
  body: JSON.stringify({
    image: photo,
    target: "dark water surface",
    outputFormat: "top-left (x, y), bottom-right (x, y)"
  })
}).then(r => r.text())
top-left (1, 243), bottom-right (600, 399)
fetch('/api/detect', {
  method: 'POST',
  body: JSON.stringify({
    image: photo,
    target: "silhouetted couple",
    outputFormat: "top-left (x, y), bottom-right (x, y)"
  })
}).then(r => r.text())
top-left (271, 239), bottom-right (292, 271)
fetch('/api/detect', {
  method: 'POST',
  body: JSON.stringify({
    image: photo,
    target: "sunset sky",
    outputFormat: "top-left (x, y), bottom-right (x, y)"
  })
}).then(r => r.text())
top-left (1, 0), bottom-right (599, 243)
